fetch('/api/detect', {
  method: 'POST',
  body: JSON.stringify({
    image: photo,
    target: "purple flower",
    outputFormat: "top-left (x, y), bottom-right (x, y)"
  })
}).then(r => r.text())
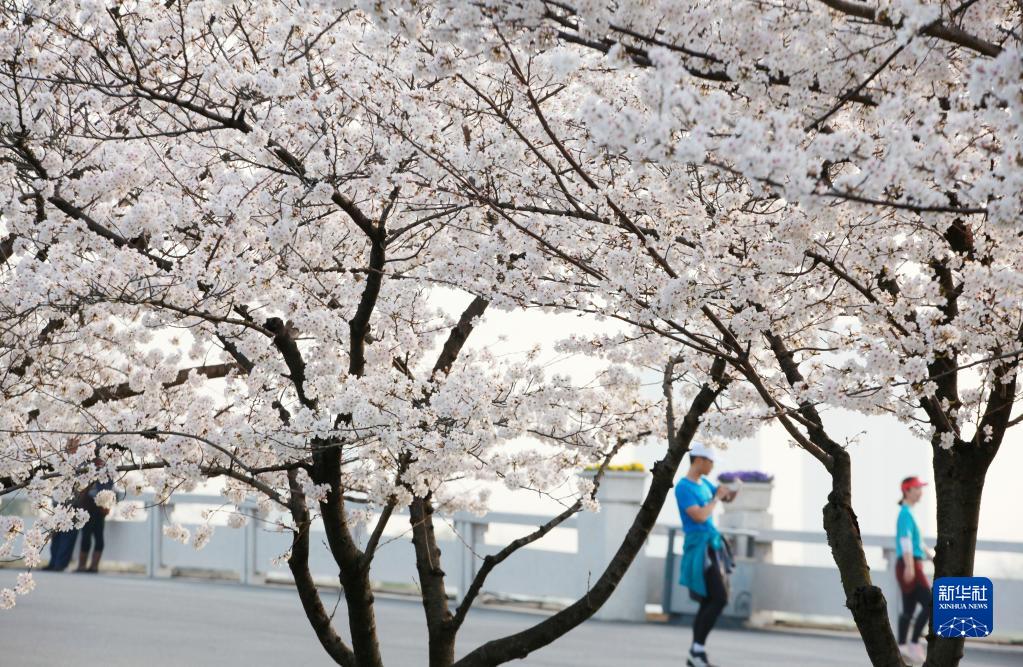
top-left (717, 470), bottom-right (774, 483)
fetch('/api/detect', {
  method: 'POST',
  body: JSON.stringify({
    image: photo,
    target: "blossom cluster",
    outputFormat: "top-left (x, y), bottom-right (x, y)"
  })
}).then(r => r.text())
top-left (1, 0), bottom-right (1019, 613)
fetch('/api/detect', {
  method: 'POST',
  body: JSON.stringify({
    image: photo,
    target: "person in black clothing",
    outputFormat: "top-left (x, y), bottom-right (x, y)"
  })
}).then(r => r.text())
top-left (75, 464), bottom-right (114, 573)
top-left (676, 445), bottom-right (737, 667)
top-left (43, 521), bottom-right (79, 571)
top-left (691, 547), bottom-right (729, 656)
top-left (43, 438), bottom-right (81, 572)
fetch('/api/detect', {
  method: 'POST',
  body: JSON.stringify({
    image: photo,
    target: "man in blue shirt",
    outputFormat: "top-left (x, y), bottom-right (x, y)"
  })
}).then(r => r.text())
top-left (676, 445), bottom-right (737, 667)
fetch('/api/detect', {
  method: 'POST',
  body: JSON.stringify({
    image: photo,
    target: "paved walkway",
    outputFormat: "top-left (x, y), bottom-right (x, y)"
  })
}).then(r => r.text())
top-left (2, 572), bottom-right (1019, 666)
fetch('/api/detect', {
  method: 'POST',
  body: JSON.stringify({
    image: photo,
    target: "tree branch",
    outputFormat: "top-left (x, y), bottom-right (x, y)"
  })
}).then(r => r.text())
top-left (452, 359), bottom-right (728, 667)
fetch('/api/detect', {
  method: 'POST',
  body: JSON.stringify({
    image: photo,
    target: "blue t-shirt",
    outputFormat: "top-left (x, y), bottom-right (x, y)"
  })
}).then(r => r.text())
top-left (675, 476), bottom-right (718, 534)
top-left (895, 503), bottom-right (925, 559)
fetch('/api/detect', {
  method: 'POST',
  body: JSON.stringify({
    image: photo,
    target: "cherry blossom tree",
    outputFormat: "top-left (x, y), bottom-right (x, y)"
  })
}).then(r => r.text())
top-left (384, 2), bottom-right (1021, 666)
top-left (3, 2), bottom-right (1020, 667)
top-left (0, 3), bottom-right (730, 667)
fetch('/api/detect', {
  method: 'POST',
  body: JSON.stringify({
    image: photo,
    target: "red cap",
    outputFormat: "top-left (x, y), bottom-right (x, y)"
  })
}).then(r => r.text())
top-left (901, 477), bottom-right (928, 492)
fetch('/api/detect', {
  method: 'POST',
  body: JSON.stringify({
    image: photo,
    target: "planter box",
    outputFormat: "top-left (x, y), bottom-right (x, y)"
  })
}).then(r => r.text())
top-left (583, 470), bottom-right (647, 504)
top-left (724, 482), bottom-right (773, 512)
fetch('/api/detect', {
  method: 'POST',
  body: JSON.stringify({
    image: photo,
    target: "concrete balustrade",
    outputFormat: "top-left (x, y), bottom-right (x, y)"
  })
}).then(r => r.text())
top-left (3, 490), bottom-right (1021, 640)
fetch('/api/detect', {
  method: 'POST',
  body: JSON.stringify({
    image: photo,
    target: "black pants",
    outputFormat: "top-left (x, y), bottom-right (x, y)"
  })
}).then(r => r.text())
top-left (80, 512), bottom-right (106, 554)
top-left (44, 528), bottom-right (79, 570)
top-left (898, 582), bottom-right (931, 644)
top-left (692, 547), bottom-right (728, 645)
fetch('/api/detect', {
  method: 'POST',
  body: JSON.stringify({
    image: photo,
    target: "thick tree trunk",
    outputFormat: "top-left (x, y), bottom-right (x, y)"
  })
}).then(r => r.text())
top-left (822, 449), bottom-right (904, 667)
top-left (289, 533), bottom-right (358, 667)
top-left (926, 443), bottom-right (991, 667)
top-left (313, 449), bottom-right (387, 667)
top-left (338, 561), bottom-right (386, 667)
top-left (409, 497), bottom-right (456, 667)
top-left (286, 471), bottom-right (357, 666)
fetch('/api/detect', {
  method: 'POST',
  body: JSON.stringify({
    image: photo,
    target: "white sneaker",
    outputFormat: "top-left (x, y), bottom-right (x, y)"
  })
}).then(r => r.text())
top-left (912, 643), bottom-right (927, 664)
top-left (898, 644), bottom-right (917, 665)
top-left (686, 651), bottom-right (715, 667)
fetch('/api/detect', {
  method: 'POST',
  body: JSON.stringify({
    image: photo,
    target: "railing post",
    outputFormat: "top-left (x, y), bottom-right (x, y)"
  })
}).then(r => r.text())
top-left (577, 471), bottom-right (648, 621)
top-left (242, 503), bottom-right (256, 585)
top-left (662, 527), bottom-right (678, 615)
top-left (352, 514), bottom-right (368, 551)
top-left (883, 545), bottom-right (900, 631)
top-left (144, 500), bottom-right (155, 578)
top-left (453, 517), bottom-right (487, 605)
top-left (752, 533), bottom-right (773, 562)
top-left (148, 499), bottom-right (171, 578)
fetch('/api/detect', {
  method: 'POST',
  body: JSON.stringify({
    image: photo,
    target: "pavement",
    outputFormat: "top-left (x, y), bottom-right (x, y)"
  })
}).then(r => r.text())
top-left (1, 572), bottom-right (1019, 666)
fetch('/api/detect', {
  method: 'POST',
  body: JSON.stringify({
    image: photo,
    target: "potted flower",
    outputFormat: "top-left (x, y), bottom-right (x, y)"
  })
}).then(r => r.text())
top-left (581, 462), bottom-right (647, 504)
top-left (717, 470), bottom-right (774, 512)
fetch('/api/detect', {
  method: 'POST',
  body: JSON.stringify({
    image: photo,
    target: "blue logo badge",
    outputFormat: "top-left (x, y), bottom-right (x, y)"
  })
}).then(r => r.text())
top-left (933, 577), bottom-right (993, 638)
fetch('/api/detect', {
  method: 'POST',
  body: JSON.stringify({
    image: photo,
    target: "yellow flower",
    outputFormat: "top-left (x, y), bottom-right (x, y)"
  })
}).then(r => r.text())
top-left (583, 462), bottom-right (646, 472)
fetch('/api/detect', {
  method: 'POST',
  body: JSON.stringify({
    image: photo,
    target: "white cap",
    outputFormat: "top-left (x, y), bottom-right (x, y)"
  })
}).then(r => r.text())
top-left (689, 444), bottom-right (717, 462)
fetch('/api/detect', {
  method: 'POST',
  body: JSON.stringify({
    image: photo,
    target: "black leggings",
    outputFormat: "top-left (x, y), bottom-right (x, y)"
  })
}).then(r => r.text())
top-left (80, 512), bottom-right (106, 554)
top-left (692, 548), bottom-right (728, 645)
top-left (898, 583), bottom-right (931, 644)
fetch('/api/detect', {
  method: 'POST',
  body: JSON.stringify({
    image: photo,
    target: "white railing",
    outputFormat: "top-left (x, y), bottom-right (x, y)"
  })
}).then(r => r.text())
top-left (4, 492), bottom-right (1022, 640)
top-left (658, 525), bottom-right (1023, 639)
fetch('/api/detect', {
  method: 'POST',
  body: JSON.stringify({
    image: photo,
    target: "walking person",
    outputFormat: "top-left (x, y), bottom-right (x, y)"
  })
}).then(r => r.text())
top-left (676, 445), bottom-right (737, 667)
top-left (896, 476), bottom-right (933, 665)
top-left (43, 438), bottom-right (81, 572)
top-left (75, 463), bottom-right (114, 573)
top-left (42, 520), bottom-right (79, 571)
top-left (42, 517), bottom-right (78, 568)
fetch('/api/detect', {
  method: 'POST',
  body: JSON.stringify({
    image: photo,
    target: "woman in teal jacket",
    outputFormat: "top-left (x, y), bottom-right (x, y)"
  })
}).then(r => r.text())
top-left (895, 476), bottom-right (933, 665)
top-left (676, 445), bottom-right (736, 667)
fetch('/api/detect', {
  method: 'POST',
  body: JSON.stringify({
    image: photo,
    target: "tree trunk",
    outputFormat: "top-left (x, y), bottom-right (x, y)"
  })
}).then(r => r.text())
top-left (338, 562), bottom-right (386, 667)
top-left (286, 470), bottom-right (357, 667)
top-left (289, 532), bottom-right (358, 666)
top-left (822, 449), bottom-right (904, 667)
top-left (760, 328), bottom-right (904, 666)
top-left (410, 497), bottom-right (456, 667)
top-left (926, 442), bottom-right (991, 667)
top-left (313, 449), bottom-right (387, 667)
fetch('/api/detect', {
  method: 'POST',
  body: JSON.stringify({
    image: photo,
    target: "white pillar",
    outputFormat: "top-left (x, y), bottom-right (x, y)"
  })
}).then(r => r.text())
top-left (453, 518), bottom-right (488, 605)
top-left (883, 546), bottom-right (901, 631)
top-left (242, 503), bottom-right (265, 585)
top-left (148, 501), bottom-right (171, 578)
top-left (719, 482), bottom-right (774, 561)
top-left (577, 471), bottom-right (648, 622)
